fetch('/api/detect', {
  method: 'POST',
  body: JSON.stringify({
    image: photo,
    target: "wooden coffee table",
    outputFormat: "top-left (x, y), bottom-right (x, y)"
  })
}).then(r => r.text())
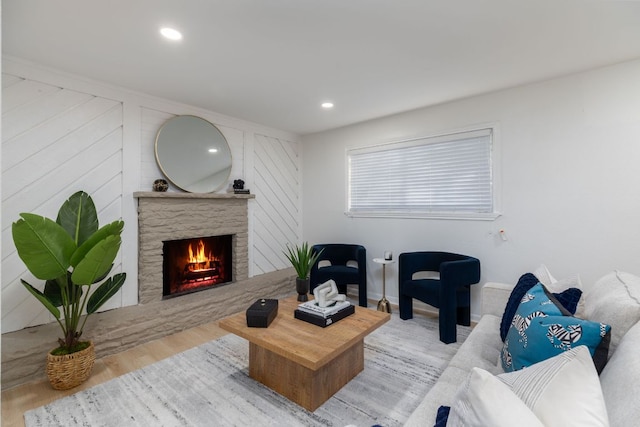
top-left (219, 295), bottom-right (390, 411)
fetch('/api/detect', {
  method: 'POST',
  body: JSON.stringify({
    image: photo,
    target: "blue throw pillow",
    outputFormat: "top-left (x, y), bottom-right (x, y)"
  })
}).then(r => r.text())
top-left (434, 406), bottom-right (450, 427)
top-left (500, 273), bottom-right (581, 341)
top-left (553, 287), bottom-right (582, 315)
top-left (500, 273), bottom-right (541, 341)
top-left (501, 283), bottom-right (610, 373)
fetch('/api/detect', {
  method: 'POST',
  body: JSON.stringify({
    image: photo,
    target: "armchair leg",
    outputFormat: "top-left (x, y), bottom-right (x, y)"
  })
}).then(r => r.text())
top-left (399, 295), bottom-right (413, 320)
top-left (457, 306), bottom-right (471, 326)
top-left (440, 302), bottom-right (458, 344)
top-left (439, 320), bottom-right (457, 344)
top-left (358, 284), bottom-right (367, 307)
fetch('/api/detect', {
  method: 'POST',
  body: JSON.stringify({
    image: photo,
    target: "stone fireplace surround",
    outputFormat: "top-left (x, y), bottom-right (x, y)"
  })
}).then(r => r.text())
top-left (1, 192), bottom-right (295, 390)
top-left (136, 192), bottom-right (252, 304)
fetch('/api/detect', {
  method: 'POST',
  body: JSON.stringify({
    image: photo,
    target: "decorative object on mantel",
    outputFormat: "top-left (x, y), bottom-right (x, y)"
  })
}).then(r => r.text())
top-left (283, 242), bottom-right (323, 301)
top-left (11, 191), bottom-right (127, 390)
top-left (152, 179), bottom-right (169, 192)
top-left (233, 179), bottom-right (250, 194)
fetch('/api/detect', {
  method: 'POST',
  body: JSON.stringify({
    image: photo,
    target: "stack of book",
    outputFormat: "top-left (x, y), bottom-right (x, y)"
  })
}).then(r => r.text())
top-left (294, 300), bottom-right (355, 327)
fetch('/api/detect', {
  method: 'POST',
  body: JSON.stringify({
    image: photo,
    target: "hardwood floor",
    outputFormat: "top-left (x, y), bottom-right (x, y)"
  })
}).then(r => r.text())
top-left (1, 321), bottom-right (229, 427)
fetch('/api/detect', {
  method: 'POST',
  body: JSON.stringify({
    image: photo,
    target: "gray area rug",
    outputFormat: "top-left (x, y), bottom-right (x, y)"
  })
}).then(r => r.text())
top-left (25, 313), bottom-right (470, 427)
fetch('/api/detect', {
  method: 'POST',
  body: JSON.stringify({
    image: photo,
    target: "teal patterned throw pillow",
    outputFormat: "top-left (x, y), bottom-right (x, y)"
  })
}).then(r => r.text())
top-left (501, 283), bottom-right (610, 373)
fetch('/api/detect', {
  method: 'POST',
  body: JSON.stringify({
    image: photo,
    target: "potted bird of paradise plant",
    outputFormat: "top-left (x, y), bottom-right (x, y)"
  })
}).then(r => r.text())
top-left (11, 191), bottom-right (127, 390)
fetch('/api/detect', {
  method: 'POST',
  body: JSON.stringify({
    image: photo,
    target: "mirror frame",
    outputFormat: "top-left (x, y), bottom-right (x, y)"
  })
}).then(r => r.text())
top-left (155, 115), bottom-right (232, 193)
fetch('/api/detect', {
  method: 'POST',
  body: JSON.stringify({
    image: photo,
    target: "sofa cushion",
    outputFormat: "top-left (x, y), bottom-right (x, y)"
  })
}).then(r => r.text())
top-left (500, 273), bottom-right (582, 341)
top-left (599, 319), bottom-right (640, 426)
top-left (447, 314), bottom-right (505, 375)
top-left (584, 270), bottom-right (640, 355)
top-left (501, 283), bottom-right (610, 373)
top-left (403, 314), bottom-right (503, 427)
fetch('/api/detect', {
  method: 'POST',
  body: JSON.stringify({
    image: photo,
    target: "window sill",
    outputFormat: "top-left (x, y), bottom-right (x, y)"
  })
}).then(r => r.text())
top-left (345, 211), bottom-right (501, 221)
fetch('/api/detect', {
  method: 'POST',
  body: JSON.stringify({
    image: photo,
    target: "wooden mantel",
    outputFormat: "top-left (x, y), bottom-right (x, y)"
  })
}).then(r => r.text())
top-left (133, 191), bottom-right (255, 200)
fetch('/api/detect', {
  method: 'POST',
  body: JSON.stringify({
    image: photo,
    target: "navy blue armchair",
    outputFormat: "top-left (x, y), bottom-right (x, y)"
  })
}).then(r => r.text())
top-left (310, 244), bottom-right (367, 307)
top-left (399, 252), bottom-right (480, 344)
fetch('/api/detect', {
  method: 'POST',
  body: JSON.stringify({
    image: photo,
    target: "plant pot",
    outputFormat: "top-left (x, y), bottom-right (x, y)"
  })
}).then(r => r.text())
top-left (296, 277), bottom-right (310, 302)
top-left (46, 341), bottom-right (95, 390)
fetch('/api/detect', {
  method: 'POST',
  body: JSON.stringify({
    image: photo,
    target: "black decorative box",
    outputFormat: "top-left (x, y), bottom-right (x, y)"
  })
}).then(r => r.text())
top-left (246, 299), bottom-right (278, 328)
top-left (294, 304), bottom-right (355, 327)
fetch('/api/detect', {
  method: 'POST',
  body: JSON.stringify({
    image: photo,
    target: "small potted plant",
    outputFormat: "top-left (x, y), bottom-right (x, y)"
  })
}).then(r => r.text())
top-left (11, 191), bottom-right (127, 390)
top-left (283, 242), bottom-right (322, 301)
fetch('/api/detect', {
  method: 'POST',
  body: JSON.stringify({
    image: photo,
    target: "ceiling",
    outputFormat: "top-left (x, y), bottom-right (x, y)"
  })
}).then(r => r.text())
top-left (3, 1), bottom-right (640, 135)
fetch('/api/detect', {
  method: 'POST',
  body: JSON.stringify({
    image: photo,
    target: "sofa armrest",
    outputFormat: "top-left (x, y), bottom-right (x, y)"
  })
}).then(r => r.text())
top-left (481, 282), bottom-right (514, 317)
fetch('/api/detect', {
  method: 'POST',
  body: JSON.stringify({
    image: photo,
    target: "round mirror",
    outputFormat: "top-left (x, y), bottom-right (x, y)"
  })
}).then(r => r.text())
top-left (155, 115), bottom-right (232, 193)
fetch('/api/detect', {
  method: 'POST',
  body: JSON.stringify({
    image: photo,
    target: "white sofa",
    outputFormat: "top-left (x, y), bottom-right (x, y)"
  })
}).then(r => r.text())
top-left (405, 270), bottom-right (640, 427)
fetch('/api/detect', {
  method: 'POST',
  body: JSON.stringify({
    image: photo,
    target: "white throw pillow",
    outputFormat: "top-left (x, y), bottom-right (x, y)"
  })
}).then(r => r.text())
top-left (447, 367), bottom-right (543, 427)
top-left (498, 346), bottom-right (609, 427)
top-left (452, 346), bottom-right (609, 427)
top-left (532, 263), bottom-right (557, 285)
top-left (533, 264), bottom-right (585, 317)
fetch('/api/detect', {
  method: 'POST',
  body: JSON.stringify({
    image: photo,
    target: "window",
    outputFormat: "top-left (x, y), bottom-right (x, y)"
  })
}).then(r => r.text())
top-left (347, 128), bottom-right (498, 219)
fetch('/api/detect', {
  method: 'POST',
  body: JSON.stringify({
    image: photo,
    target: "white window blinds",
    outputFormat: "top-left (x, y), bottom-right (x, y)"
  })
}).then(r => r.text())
top-left (348, 128), bottom-right (494, 218)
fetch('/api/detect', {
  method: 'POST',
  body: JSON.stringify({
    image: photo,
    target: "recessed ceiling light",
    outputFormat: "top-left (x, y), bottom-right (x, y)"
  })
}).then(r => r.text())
top-left (160, 27), bottom-right (182, 41)
top-left (321, 102), bottom-right (334, 109)
top-left (208, 148), bottom-right (218, 153)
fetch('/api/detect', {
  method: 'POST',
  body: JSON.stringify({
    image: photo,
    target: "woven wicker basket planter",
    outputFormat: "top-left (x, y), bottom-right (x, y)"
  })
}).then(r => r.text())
top-left (46, 341), bottom-right (95, 390)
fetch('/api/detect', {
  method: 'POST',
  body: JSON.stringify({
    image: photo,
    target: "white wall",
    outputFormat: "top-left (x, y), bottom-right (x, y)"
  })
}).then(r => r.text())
top-left (302, 59), bottom-right (640, 319)
top-left (1, 57), bottom-right (301, 333)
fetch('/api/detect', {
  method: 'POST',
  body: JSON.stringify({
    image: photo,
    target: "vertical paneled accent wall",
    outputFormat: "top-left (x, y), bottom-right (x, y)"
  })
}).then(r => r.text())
top-left (252, 133), bottom-right (301, 275)
top-left (1, 73), bottom-right (125, 333)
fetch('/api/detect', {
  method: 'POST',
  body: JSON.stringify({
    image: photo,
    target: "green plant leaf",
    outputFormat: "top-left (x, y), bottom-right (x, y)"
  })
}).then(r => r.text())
top-left (44, 272), bottom-right (81, 307)
top-left (56, 191), bottom-right (98, 246)
top-left (71, 235), bottom-right (122, 285)
top-left (87, 273), bottom-right (126, 314)
top-left (283, 242), bottom-right (322, 279)
top-left (12, 213), bottom-right (76, 280)
top-left (21, 279), bottom-right (61, 319)
top-left (70, 220), bottom-right (124, 268)
top-left (308, 247), bottom-right (323, 273)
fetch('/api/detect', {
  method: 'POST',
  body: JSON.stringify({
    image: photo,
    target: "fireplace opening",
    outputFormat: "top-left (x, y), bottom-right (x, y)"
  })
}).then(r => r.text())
top-left (162, 235), bottom-right (233, 298)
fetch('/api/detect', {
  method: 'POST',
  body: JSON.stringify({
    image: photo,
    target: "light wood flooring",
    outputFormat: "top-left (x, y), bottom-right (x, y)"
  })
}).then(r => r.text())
top-left (1, 321), bottom-right (229, 427)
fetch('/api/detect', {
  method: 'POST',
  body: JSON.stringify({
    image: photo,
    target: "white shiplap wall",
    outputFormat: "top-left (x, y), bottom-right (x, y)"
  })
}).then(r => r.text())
top-left (2, 73), bottom-right (125, 333)
top-left (1, 57), bottom-right (301, 333)
top-left (252, 133), bottom-right (301, 275)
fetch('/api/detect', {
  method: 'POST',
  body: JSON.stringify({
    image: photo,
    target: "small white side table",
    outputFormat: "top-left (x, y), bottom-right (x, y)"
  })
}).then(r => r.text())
top-left (373, 258), bottom-right (395, 313)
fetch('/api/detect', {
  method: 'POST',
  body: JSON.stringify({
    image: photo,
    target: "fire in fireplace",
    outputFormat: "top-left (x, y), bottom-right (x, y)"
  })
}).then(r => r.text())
top-left (162, 235), bottom-right (233, 298)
